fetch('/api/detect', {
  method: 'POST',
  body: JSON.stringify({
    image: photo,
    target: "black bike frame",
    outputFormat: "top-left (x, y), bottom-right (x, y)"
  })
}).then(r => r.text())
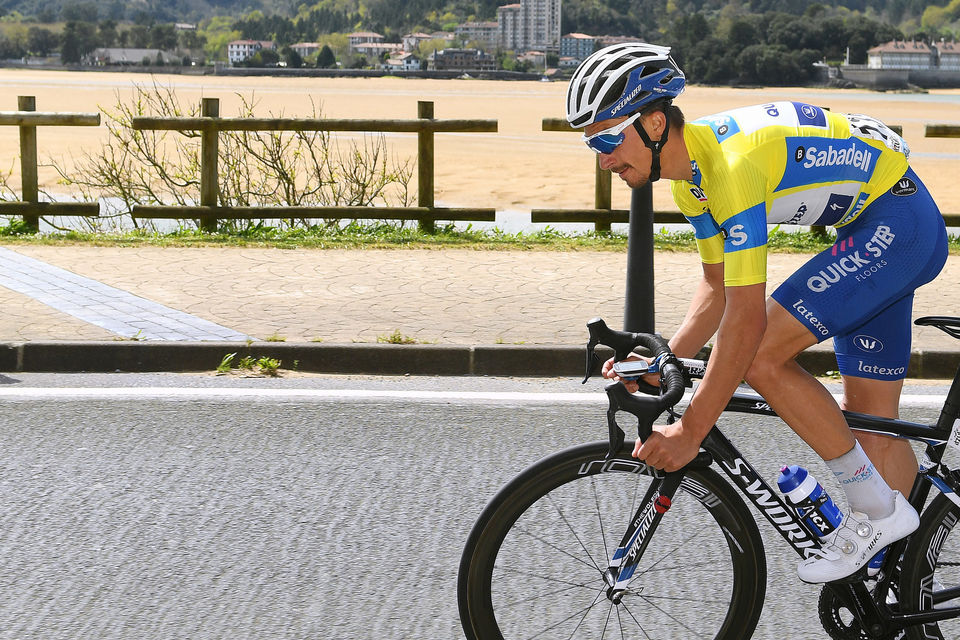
top-left (606, 373), bottom-right (960, 630)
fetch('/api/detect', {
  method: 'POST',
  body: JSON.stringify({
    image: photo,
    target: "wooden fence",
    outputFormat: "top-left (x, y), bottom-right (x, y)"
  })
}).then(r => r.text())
top-left (0, 96), bottom-right (100, 232)
top-left (1, 95), bottom-right (959, 232)
top-left (129, 98), bottom-right (497, 233)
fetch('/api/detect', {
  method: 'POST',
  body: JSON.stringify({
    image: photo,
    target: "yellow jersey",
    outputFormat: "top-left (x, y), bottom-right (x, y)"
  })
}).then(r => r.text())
top-left (670, 101), bottom-right (909, 287)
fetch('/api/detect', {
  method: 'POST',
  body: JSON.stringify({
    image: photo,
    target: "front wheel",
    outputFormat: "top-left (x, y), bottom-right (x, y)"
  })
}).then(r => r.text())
top-left (458, 441), bottom-right (767, 640)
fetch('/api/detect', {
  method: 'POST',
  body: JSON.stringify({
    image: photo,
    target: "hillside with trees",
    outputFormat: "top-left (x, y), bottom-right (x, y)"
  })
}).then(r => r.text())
top-left (0, 0), bottom-right (957, 84)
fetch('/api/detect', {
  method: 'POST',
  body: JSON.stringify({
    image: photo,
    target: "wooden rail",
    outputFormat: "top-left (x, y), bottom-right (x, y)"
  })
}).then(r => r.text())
top-left (0, 96), bottom-right (100, 231)
top-left (130, 99), bottom-right (498, 232)
top-left (0, 100), bottom-right (956, 234)
top-left (539, 116), bottom-right (960, 231)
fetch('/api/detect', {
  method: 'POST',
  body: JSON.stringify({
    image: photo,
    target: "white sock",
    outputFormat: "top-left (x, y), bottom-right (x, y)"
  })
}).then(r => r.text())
top-left (826, 441), bottom-right (897, 519)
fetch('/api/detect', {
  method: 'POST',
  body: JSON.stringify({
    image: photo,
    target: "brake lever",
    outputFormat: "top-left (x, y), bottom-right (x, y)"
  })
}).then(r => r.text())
top-left (583, 335), bottom-right (601, 384)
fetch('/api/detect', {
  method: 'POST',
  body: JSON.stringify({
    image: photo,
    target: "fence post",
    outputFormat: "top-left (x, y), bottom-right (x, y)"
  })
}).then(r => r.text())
top-left (594, 159), bottom-right (612, 232)
top-left (417, 100), bottom-right (435, 233)
top-left (200, 98), bottom-right (219, 233)
top-left (623, 183), bottom-right (655, 333)
top-left (17, 96), bottom-right (39, 232)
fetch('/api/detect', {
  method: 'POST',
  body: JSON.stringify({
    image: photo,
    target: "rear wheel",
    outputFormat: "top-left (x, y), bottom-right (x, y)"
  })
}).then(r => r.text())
top-left (458, 441), bottom-right (767, 639)
top-left (900, 493), bottom-right (960, 639)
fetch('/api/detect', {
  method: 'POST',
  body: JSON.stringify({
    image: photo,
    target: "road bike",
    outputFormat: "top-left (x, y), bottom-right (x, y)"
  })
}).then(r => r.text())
top-left (458, 316), bottom-right (960, 640)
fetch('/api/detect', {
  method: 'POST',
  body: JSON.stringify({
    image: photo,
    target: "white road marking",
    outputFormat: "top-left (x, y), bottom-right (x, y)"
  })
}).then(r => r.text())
top-left (0, 386), bottom-right (944, 408)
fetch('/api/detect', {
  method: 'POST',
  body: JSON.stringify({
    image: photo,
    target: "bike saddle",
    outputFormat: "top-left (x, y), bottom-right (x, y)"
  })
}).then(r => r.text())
top-left (915, 316), bottom-right (960, 340)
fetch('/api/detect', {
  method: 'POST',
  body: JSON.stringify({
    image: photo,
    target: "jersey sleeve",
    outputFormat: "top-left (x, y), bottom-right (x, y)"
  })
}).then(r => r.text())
top-left (704, 154), bottom-right (769, 287)
top-left (670, 180), bottom-right (724, 265)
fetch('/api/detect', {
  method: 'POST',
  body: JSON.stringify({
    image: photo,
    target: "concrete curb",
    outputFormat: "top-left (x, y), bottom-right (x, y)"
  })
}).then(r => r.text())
top-left (0, 341), bottom-right (958, 379)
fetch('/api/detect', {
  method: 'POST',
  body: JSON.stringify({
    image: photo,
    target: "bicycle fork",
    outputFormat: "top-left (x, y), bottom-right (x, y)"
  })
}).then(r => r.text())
top-left (602, 468), bottom-right (689, 603)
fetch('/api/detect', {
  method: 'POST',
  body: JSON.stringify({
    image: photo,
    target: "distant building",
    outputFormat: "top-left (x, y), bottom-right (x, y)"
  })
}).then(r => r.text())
top-left (456, 21), bottom-right (499, 50)
top-left (348, 32), bottom-right (385, 53)
top-left (497, 4), bottom-right (522, 50)
top-left (561, 33), bottom-right (597, 61)
top-left (519, 50), bottom-right (546, 69)
top-left (937, 40), bottom-right (960, 70)
top-left (228, 40), bottom-right (276, 65)
top-left (428, 48), bottom-right (496, 72)
top-left (88, 47), bottom-right (177, 66)
top-left (498, 0), bottom-right (560, 53)
top-left (842, 39), bottom-right (960, 88)
top-left (291, 42), bottom-right (321, 59)
top-left (382, 52), bottom-right (421, 72)
top-left (403, 32), bottom-right (433, 53)
top-left (352, 42), bottom-right (403, 59)
top-left (867, 40), bottom-right (936, 69)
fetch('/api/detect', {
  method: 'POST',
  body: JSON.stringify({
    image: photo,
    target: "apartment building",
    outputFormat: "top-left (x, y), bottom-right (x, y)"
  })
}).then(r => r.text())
top-left (867, 40), bottom-right (936, 69)
top-left (497, 0), bottom-right (560, 53)
top-left (228, 40), bottom-right (275, 65)
top-left (456, 21), bottom-right (499, 50)
top-left (428, 48), bottom-right (496, 72)
top-left (561, 33), bottom-right (597, 61)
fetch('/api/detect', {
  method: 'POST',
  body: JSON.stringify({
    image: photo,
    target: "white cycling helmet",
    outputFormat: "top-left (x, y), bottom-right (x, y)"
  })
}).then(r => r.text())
top-left (566, 42), bottom-right (685, 128)
top-left (566, 42), bottom-right (685, 182)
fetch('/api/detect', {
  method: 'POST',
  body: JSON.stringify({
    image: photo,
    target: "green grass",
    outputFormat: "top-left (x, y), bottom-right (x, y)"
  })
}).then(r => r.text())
top-left (0, 221), bottom-right (958, 254)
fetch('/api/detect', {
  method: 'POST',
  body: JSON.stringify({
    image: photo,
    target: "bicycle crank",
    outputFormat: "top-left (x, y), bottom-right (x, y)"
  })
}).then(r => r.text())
top-left (818, 586), bottom-right (904, 640)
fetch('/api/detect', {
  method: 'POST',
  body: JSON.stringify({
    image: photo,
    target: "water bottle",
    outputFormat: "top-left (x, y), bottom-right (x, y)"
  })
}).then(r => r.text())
top-left (777, 465), bottom-right (844, 539)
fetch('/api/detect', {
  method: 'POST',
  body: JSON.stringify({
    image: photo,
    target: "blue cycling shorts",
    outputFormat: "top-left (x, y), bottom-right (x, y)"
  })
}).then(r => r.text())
top-left (771, 168), bottom-right (948, 381)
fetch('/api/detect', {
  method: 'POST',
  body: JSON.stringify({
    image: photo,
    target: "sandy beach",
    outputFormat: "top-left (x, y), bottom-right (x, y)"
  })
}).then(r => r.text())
top-left (0, 69), bottom-right (958, 214)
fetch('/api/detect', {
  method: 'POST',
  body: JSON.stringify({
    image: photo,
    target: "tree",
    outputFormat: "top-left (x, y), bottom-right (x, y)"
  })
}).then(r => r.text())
top-left (179, 30), bottom-right (206, 51)
top-left (127, 25), bottom-right (150, 48)
top-left (61, 2), bottom-right (98, 22)
top-left (61, 21), bottom-right (98, 64)
top-left (282, 46), bottom-right (303, 68)
top-left (0, 34), bottom-right (26, 60)
top-left (316, 44), bottom-right (336, 68)
top-left (27, 27), bottom-right (58, 56)
top-left (246, 48), bottom-right (281, 67)
top-left (98, 20), bottom-right (119, 48)
top-left (150, 24), bottom-right (178, 51)
top-left (200, 16), bottom-right (241, 62)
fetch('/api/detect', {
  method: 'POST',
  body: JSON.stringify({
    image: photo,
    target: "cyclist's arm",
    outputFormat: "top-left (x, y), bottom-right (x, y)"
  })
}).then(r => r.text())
top-left (675, 156), bottom-right (770, 438)
top-left (678, 282), bottom-right (767, 439)
top-left (668, 261), bottom-right (725, 359)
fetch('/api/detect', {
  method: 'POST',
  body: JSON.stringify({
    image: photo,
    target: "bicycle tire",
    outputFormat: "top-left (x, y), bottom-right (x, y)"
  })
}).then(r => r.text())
top-left (458, 441), bottom-right (767, 640)
top-left (900, 493), bottom-right (960, 639)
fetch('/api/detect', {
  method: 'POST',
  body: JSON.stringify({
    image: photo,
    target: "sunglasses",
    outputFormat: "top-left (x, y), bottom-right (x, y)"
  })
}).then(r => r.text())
top-left (582, 111), bottom-right (643, 154)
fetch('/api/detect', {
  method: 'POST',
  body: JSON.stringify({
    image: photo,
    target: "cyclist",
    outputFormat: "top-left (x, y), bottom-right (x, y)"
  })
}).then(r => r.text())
top-left (567, 42), bottom-right (948, 583)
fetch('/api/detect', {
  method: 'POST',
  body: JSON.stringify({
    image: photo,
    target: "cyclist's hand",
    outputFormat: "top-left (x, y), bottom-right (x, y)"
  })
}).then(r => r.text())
top-left (601, 354), bottom-right (660, 393)
top-left (632, 420), bottom-right (701, 472)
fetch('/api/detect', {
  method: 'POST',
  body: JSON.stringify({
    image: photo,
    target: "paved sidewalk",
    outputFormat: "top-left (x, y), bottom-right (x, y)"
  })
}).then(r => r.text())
top-left (0, 244), bottom-right (956, 376)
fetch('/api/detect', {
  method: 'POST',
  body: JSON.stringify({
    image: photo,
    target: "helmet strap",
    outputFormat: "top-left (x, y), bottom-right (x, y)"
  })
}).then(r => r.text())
top-left (631, 105), bottom-right (672, 183)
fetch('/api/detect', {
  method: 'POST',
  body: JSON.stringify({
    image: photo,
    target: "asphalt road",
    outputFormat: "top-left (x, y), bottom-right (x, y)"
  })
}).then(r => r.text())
top-left (0, 373), bottom-right (949, 639)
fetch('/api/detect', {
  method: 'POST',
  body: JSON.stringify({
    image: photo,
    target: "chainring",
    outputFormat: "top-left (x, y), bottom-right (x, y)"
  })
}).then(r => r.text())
top-left (818, 584), bottom-right (904, 640)
top-left (819, 585), bottom-right (871, 640)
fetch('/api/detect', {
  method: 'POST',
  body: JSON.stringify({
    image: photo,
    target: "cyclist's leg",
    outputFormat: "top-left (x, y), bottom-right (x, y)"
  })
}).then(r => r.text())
top-left (744, 302), bottom-right (856, 460)
top-left (765, 168), bottom-right (947, 493)
top-left (840, 375), bottom-right (915, 495)
top-left (833, 294), bottom-right (916, 495)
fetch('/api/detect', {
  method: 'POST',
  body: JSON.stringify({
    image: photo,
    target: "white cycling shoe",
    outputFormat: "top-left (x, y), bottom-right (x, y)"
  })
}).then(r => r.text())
top-left (798, 492), bottom-right (919, 584)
